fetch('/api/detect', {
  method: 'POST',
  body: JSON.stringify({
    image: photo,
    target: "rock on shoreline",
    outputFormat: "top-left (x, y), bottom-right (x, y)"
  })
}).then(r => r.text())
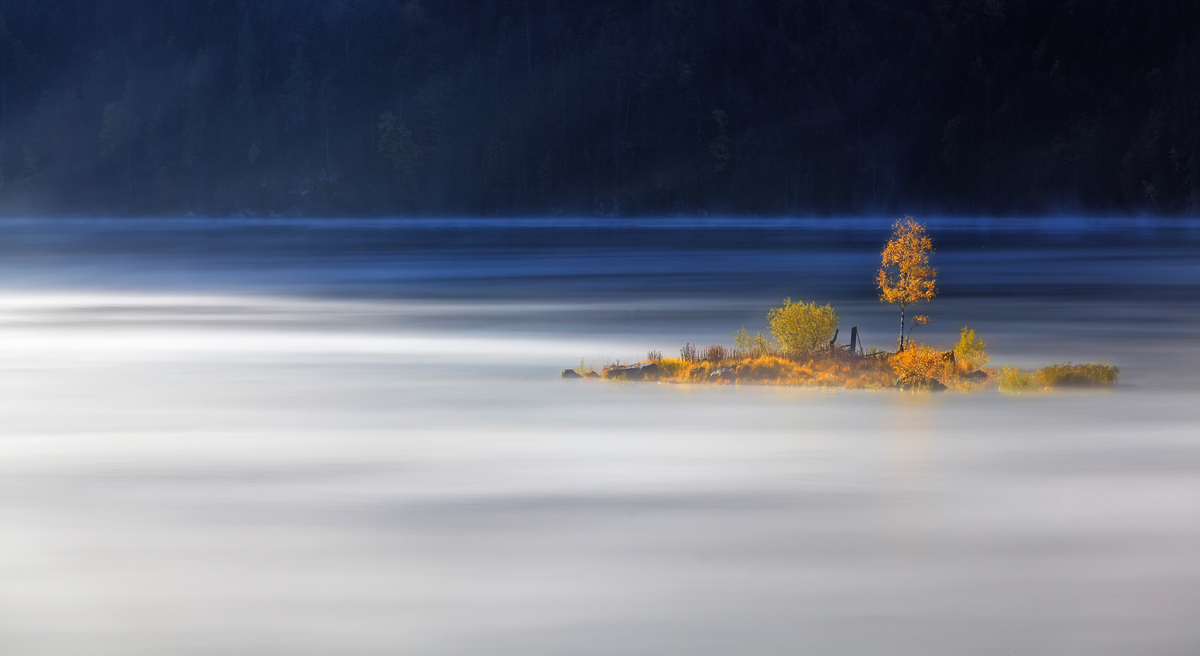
top-left (603, 362), bottom-right (661, 382)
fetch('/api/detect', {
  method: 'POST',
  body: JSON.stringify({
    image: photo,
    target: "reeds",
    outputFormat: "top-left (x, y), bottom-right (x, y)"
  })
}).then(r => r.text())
top-left (1036, 362), bottom-right (1119, 388)
top-left (701, 344), bottom-right (728, 362)
top-left (996, 365), bottom-right (1036, 393)
top-left (679, 343), bottom-right (698, 362)
top-left (995, 361), bottom-right (1119, 393)
top-left (679, 342), bottom-right (731, 363)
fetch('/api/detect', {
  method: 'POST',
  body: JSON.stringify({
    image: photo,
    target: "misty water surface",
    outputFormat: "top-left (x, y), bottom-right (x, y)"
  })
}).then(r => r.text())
top-left (0, 218), bottom-right (1198, 655)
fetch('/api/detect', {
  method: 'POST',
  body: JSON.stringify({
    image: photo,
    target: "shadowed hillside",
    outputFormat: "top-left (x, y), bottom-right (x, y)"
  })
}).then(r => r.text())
top-left (1, 0), bottom-right (1198, 216)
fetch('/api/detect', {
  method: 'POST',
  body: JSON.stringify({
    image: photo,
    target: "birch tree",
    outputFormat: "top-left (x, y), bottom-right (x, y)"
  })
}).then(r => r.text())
top-left (876, 216), bottom-right (937, 351)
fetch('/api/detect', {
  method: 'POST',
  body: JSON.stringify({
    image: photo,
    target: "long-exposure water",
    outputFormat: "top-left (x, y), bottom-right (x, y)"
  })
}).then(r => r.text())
top-left (0, 217), bottom-right (1198, 655)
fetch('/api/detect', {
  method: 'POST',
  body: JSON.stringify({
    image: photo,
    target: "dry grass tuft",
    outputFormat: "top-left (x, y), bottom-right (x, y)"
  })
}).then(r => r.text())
top-left (636, 351), bottom-right (894, 388)
top-left (701, 344), bottom-right (729, 362)
top-left (679, 343), bottom-right (698, 362)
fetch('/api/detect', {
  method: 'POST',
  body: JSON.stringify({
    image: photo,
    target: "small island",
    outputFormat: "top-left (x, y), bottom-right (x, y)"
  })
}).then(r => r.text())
top-left (563, 218), bottom-right (1119, 393)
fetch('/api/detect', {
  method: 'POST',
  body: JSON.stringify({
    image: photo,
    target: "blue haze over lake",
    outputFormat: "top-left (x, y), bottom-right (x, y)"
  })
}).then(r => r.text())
top-left (0, 217), bottom-right (1197, 655)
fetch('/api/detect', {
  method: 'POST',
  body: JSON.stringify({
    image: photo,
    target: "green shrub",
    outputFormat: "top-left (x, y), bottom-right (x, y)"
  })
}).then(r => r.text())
top-left (734, 327), bottom-right (775, 359)
top-left (997, 365), bottom-right (1037, 393)
top-left (767, 299), bottom-right (839, 353)
top-left (1036, 362), bottom-right (1119, 388)
top-left (954, 326), bottom-right (989, 371)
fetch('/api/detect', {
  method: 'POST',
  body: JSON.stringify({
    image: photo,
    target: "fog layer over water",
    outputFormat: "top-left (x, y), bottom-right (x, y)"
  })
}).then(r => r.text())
top-left (0, 218), bottom-right (1198, 655)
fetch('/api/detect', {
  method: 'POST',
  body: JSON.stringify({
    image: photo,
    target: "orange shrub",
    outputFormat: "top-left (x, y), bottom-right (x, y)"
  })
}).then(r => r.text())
top-left (889, 343), bottom-right (948, 385)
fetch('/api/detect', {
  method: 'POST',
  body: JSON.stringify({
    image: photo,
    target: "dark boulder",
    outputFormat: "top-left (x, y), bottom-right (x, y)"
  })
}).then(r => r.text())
top-left (584, 371), bottom-right (601, 379)
top-left (561, 369), bottom-right (582, 379)
top-left (962, 369), bottom-right (988, 382)
top-left (895, 377), bottom-right (948, 392)
top-left (605, 362), bottom-right (661, 381)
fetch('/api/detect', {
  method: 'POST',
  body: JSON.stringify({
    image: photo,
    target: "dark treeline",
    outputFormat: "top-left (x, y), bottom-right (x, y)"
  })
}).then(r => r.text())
top-left (1, 0), bottom-right (1198, 217)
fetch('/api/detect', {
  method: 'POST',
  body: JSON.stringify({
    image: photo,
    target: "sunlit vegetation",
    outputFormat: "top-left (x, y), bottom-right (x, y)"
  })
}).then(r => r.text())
top-left (996, 366), bottom-right (1038, 394)
top-left (954, 327), bottom-right (990, 371)
top-left (733, 328), bottom-right (774, 359)
top-left (877, 217), bottom-right (937, 351)
top-left (571, 319), bottom-right (1119, 394)
top-left (635, 351), bottom-right (896, 388)
top-left (1036, 362), bottom-right (1120, 388)
top-left (567, 294), bottom-right (985, 390)
top-left (767, 300), bottom-right (839, 352)
top-left (991, 361), bottom-right (1121, 394)
top-left (564, 218), bottom-right (1120, 393)
top-left (889, 343), bottom-right (952, 389)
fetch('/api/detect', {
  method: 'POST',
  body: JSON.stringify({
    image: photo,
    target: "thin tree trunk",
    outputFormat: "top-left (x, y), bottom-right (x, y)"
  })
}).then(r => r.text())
top-left (899, 305), bottom-right (905, 351)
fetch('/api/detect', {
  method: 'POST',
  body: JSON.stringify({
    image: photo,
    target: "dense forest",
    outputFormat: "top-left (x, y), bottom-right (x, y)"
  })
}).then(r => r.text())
top-left (0, 0), bottom-right (1198, 217)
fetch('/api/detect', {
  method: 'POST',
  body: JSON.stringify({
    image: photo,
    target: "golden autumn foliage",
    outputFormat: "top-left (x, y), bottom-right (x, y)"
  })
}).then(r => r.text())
top-left (622, 353), bottom-right (895, 388)
top-left (877, 217), bottom-right (937, 350)
top-left (954, 326), bottom-right (989, 371)
top-left (767, 299), bottom-right (839, 353)
top-left (889, 343), bottom-right (949, 385)
top-left (571, 218), bottom-right (1122, 394)
top-left (591, 349), bottom-right (1122, 394)
top-left (592, 328), bottom-right (1121, 393)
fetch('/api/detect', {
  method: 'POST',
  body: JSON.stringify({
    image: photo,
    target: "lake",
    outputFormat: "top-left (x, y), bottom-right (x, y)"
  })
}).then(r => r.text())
top-left (0, 217), bottom-right (1198, 655)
